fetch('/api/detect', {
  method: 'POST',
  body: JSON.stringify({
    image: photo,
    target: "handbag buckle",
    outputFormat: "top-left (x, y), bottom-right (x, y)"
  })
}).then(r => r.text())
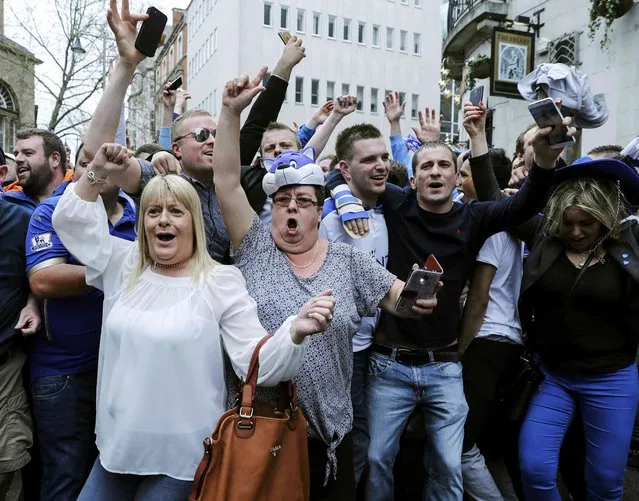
top-left (239, 407), bottom-right (254, 419)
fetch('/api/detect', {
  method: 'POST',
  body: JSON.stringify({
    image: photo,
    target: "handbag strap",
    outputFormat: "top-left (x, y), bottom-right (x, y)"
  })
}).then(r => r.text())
top-left (239, 334), bottom-right (274, 417)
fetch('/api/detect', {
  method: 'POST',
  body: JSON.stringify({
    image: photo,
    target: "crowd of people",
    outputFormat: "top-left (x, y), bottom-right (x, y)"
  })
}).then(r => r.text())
top-left (1, 1), bottom-right (639, 501)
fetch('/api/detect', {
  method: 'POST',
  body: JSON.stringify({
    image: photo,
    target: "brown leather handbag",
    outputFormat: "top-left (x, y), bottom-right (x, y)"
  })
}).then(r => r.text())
top-left (189, 335), bottom-right (310, 501)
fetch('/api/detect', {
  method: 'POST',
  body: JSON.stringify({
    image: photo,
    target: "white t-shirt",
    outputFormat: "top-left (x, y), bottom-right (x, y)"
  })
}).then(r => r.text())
top-left (475, 231), bottom-right (524, 345)
top-left (320, 206), bottom-right (389, 352)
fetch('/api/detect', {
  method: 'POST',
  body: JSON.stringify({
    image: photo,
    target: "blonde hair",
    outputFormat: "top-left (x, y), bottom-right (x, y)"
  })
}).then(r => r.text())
top-left (128, 175), bottom-right (216, 289)
top-left (544, 177), bottom-right (626, 243)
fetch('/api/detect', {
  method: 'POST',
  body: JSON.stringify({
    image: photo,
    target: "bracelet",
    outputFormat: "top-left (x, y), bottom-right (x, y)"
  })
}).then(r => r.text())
top-left (86, 167), bottom-right (108, 186)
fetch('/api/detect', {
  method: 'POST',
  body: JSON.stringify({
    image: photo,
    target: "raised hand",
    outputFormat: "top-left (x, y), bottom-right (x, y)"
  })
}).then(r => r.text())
top-left (333, 95), bottom-right (358, 117)
top-left (280, 35), bottom-right (306, 68)
top-left (412, 107), bottom-right (443, 143)
top-left (291, 290), bottom-right (336, 343)
top-left (383, 91), bottom-right (405, 124)
top-left (462, 102), bottom-right (487, 138)
top-left (222, 67), bottom-right (268, 114)
top-left (151, 151), bottom-right (182, 176)
top-left (533, 115), bottom-right (576, 169)
top-left (89, 143), bottom-right (131, 178)
top-left (106, 0), bottom-right (149, 68)
top-left (161, 85), bottom-right (177, 111)
top-left (309, 100), bottom-right (334, 128)
top-left (175, 88), bottom-right (191, 114)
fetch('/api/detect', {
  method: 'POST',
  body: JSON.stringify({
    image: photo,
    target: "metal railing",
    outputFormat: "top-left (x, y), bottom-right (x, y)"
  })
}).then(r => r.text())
top-left (447, 0), bottom-right (483, 33)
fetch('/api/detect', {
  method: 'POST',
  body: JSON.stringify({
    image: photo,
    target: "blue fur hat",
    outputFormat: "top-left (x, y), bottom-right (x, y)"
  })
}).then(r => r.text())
top-left (262, 147), bottom-right (325, 196)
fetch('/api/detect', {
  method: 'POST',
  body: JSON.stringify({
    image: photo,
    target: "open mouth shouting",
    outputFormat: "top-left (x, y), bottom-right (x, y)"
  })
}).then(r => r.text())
top-left (156, 232), bottom-right (176, 245)
top-left (17, 166), bottom-right (30, 178)
top-left (428, 181), bottom-right (444, 191)
top-left (371, 174), bottom-right (387, 186)
top-left (286, 218), bottom-right (299, 236)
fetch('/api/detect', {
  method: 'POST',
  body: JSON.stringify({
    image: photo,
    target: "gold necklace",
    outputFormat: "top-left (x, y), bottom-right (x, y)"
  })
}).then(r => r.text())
top-left (286, 241), bottom-right (320, 269)
top-left (153, 255), bottom-right (193, 269)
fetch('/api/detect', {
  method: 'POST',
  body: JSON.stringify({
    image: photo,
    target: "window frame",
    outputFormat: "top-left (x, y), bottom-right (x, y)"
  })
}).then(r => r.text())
top-left (295, 76), bottom-right (304, 103)
top-left (263, 2), bottom-right (272, 27)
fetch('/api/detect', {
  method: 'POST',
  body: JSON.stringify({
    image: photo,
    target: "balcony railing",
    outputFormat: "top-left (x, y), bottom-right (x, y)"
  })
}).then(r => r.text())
top-left (448, 0), bottom-right (483, 34)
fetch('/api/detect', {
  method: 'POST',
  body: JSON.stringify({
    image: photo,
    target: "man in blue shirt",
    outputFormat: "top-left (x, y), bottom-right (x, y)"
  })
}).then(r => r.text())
top-left (0, 160), bottom-right (41, 500)
top-left (25, 157), bottom-right (136, 501)
top-left (4, 129), bottom-right (70, 211)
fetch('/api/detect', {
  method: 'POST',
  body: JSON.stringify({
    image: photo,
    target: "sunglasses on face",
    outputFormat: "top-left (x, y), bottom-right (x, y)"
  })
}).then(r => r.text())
top-left (272, 194), bottom-right (319, 208)
top-left (174, 127), bottom-right (217, 143)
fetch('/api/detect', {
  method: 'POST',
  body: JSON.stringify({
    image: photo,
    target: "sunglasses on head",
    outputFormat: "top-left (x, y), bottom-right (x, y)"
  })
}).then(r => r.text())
top-left (174, 127), bottom-right (217, 143)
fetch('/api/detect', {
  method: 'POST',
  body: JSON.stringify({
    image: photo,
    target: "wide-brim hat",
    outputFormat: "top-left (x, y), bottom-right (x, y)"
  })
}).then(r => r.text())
top-left (554, 156), bottom-right (639, 205)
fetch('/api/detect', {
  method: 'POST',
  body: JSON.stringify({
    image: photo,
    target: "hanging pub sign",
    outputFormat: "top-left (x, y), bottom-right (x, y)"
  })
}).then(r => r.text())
top-left (490, 28), bottom-right (535, 100)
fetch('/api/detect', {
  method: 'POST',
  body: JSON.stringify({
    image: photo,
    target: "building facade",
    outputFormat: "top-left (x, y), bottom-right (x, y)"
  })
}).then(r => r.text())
top-left (0, 0), bottom-right (40, 153)
top-left (186, 0), bottom-right (441, 153)
top-left (443, 0), bottom-right (639, 156)
top-left (127, 58), bottom-right (157, 148)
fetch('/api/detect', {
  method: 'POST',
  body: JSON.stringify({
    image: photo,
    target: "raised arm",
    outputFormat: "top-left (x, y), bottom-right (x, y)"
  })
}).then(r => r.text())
top-left (239, 36), bottom-right (306, 165)
top-left (384, 91), bottom-right (404, 138)
top-left (306, 95), bottom-right (358, 157)
top-left (81, 0), bottom-right (149, 193)
top-left (213, 69), bottom-right (268, 250)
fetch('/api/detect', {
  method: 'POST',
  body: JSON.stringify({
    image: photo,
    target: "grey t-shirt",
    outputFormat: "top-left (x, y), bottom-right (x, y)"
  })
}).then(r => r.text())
top-left (234, 216), bottom-right (396, 479)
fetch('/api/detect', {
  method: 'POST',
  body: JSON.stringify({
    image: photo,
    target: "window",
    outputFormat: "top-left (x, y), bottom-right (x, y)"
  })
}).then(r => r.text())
top-left (296, 9), bottom-right (305, 32)
top-left (401, 0), bottom-right (408, 3)
top-left (414, 0), bottom-right (422, 6)
top-left (327, 81), bottom-right (335, 100)
top-left (214, 27), bottom-right (218, 51)
top-left (280, 6), bottom-right (288, 29)
top-left (372, 25), bottom-right (380, 47)
top-left (413, 33), bottom-right (421, 55)
top-left (313, 12), bottom-right (321, 35)
top-left (370, 88), bottom-right (379, 113)
top-left (400, 30), bottom-right (407, 52)
top-left (399, 92), bottom-right (406, 116)
top-left (356, 86), bottom-right (364, 111)
top-left (342, 83), bottom-right (350, 95)
top-left (263, 3), bottom-right (272, 26)
top-left (0, 83), bottom-right (16, 154)
top-left (295, 77), bottom-right (304, 103)
top-left (343, 18), bottom-right (351, 41)
top-left (177, 33), bottom-right (183, 58)
top-left (357, 22), bottom-right (365, 44)
top-left (411, 94), bottom-right (419, 118)
top-left (311, 79), bottom-right (320, 105)
top-left (386, 27), bottom-right (394, 50)
top-left (213, 89), bottom-right (218, 116)
top-left (328, 15), bottom-right (336, 38)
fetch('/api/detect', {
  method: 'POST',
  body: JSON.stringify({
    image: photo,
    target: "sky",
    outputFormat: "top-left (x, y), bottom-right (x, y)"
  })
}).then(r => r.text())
top-left (4, 0), bottom-right (190, 146)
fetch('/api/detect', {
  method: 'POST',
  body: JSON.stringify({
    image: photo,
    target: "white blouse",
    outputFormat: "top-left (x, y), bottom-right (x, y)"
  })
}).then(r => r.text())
top-left (52, 184), bottom-right (307, 480)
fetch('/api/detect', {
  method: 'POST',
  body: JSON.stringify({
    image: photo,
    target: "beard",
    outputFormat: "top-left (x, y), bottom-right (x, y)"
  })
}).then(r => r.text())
top-left (21, 159), bottom-right (54, 199)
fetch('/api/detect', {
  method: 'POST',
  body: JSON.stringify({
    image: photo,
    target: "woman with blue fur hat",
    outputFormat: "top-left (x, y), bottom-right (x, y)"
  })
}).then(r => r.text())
top-left (464, 102), bottom-right (639, 500)
top-left (209, 68), bottom-right (440, 500)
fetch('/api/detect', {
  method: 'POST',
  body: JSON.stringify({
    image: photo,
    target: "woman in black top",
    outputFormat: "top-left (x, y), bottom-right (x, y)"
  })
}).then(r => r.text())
top-left (463, 103), bottom-right (639, 501)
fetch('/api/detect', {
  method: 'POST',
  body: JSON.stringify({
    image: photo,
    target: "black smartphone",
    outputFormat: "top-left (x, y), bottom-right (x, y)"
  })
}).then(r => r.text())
top-left (395, 255), bottom-right (443, 315)
top-left (528, 97), bottom-right (575, 149)
top-left (469, 85), bottom-right (484, 107)
top-left (167, 76), bottom-right (182, 91)
top-left (135, 7), bottom-right (168, 58)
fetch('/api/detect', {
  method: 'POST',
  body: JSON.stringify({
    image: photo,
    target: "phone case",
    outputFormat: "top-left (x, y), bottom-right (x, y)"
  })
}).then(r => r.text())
top-left (135, 7), bottom-right (168, 58)
top-left (528, 98), bottom-right (575, 149)
top-left (395, 255), bottom-right (443, 314)
top-left (279, 31), bottom-right (292, 44)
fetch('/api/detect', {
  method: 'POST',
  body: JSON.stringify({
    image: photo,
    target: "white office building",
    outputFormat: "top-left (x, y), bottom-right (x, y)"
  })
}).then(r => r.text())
top-left (443, 0), bottom-right (639, 157)
top-left (186, 0), bottom-right (442, 154)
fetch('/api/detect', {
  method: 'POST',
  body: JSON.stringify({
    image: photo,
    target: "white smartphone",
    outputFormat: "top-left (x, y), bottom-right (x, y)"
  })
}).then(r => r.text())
top-left (527, 98), bottom-right (575, 150)
top-left (395, 255), bottom-right (443, 315)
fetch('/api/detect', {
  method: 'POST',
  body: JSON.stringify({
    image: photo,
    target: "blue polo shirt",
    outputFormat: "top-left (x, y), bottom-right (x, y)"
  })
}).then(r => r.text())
top-left (0, 198), bottom-right (32, 345)
top-left (25, 190), bottom-right (136, 379)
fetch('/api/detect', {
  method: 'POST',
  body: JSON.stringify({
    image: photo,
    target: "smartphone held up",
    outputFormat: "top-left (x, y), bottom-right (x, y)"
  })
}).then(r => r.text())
top-left (395, 255), bottom-right (443, 315)
top-left (527, 97), bottom-right (575, 149)
top-left (135, 7), bottom-right (168, 58)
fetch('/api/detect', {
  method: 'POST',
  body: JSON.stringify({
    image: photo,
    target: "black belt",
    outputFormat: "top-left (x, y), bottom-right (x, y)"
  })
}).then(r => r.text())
top-left (371, 344), bottom-right (461, 364)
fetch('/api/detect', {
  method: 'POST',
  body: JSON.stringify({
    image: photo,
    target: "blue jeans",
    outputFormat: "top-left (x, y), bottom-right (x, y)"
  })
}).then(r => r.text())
top-left (461, 445), bottom-right (504, 501)
top-left (78, 458), bottom-right (192, 501)
top-left (31, 371), bottom-right (97, 501)
top-left (366, 350), bottom-right (468, 501)
top-left (351, 348), bottom-right (369, 486)
top-left (519, 363), bottom-right (639, 501)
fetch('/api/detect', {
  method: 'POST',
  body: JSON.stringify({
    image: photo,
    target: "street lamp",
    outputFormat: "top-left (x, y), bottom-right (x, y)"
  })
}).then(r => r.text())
top-left (71, 37), bottom-right (86, 61)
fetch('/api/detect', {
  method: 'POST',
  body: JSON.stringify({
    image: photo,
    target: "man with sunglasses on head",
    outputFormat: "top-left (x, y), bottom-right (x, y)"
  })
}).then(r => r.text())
top-left (79, 2), bottom-right (307, 263)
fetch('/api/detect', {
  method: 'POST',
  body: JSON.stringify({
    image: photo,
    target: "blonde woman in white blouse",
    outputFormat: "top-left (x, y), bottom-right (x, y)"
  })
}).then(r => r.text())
top-left (52, 143), bottom-right (336, 501)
